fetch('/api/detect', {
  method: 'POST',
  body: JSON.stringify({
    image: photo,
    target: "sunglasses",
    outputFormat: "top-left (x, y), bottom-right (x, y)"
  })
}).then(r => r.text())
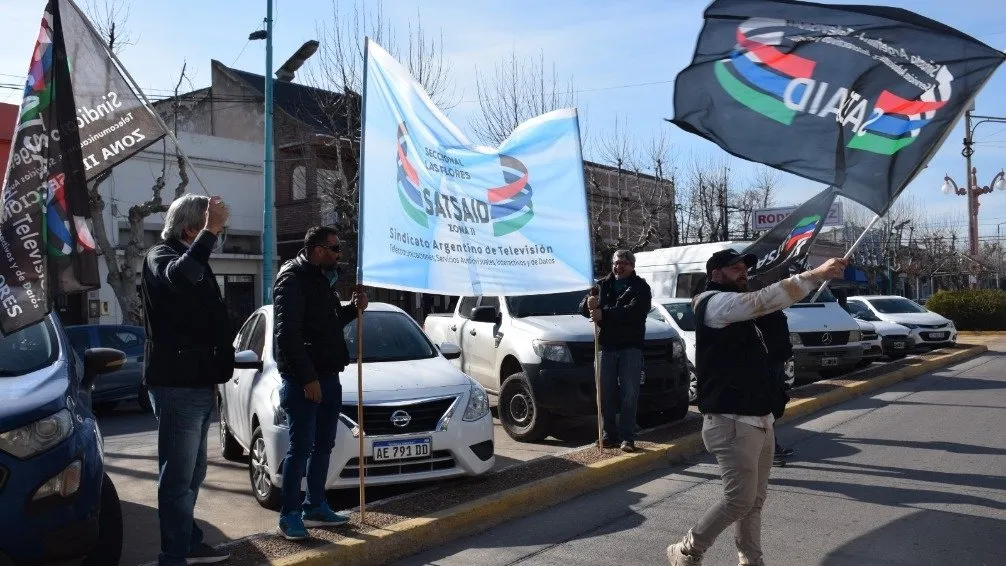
top-left (317, 244), bottom-right (342, 253)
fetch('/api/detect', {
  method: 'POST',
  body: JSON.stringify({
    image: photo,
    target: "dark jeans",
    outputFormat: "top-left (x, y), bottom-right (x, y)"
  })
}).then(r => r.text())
top-left (599, 347), bottom-right (643, 442)
top-left (148, 386), bottom-right (215, 566)
top-left (279, 376), bottom-right (342, 515)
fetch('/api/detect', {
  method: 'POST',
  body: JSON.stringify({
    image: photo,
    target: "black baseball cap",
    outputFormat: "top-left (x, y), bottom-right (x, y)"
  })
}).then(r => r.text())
top-left (706, 249), bottom-right (756, 276)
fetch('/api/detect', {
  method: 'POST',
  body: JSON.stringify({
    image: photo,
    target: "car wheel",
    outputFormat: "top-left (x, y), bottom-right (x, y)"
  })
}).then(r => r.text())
top-left (498, 372), bottom-right (552, 443)
top-left (137, 385), bottom-right (152, 413)
top-left (249, 426), bottom-right (281, 510)
top-left (81, 473), bottom-right (123, 566)
top-left (219, 397), bottom-right (244, 461)
top-left (783, 358), bottom-right (796, 390)
top-left (687, 364), bottom-right (698, 404)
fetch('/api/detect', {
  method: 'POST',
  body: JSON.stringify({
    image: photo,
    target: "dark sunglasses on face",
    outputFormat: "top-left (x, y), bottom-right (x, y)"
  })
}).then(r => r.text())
top-left (317, 244), bottom-right (341, 253)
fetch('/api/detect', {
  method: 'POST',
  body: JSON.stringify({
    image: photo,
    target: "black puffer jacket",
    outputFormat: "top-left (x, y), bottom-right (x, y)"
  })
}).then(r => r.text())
top-left (273, 253), bottom-right (357, 384)
top-left (579, 273), bottom-right (652, 350)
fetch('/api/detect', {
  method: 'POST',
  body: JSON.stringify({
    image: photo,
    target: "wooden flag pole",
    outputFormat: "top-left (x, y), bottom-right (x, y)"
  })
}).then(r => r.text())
top-left (590, 286), bottom-right (603, 449)
top-left (356, 284), bottom-right (366, 523)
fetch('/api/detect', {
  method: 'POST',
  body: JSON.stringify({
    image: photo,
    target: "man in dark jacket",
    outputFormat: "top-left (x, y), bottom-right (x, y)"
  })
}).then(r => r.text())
top-left (666, 249), bottom-right (846, 566)
top-left (272, 226), bottom-right (368, 540)
top-left (579, 249), bottom-right (652, 452)
top-left (142, 194), bottom-right (233, 565)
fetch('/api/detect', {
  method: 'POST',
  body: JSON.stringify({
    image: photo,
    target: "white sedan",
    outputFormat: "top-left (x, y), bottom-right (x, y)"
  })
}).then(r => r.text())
top-left (846, 295), bottom-right (956, 349)
top-left (217, 303), bottom-right (495, 509)
top-left (649, 298), bottom-right (794, 403)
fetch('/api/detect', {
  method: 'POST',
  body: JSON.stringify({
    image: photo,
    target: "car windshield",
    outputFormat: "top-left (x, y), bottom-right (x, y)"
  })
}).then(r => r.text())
top-left (662, 303), bottom-right (696, 331)
top-left (0, 318), bottom-right (58, 376)
top-left (505, 291), bottom-right (587, 317)
top-left (797, 286), bottom-right (836, 303)
top-left (868, 298), bottom-right (929, 314)
top-left (846, 307), bottom-right (881, 322)
top-left (344, 311), bottom-right (437, 362)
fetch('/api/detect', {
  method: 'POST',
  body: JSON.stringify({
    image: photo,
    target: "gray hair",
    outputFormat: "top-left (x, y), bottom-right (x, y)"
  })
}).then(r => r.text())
top-left (161, 194), bottom-right (208, 241)
top-left (612, 249), bottom-right (635, 265)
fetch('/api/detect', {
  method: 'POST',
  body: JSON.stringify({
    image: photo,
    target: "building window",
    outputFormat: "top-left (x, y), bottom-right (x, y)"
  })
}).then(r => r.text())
top-left (292, 165), bottom-right (307, 201)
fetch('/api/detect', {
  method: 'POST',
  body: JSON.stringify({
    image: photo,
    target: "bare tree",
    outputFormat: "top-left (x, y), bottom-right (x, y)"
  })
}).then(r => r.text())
top-left (469, 49), bottom-right (576, 146)
top-left (84, 0), bottom-right (135, 54)
top-left (87, 62), bottom-right (189, 325)
top-left (750, 165), bottom-right (780, 208)
top-left (303, 0), bottom-right (455, 274)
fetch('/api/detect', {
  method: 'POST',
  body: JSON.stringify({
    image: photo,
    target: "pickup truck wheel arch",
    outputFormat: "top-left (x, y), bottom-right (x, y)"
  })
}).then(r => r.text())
top-left (498, 356), bottom-right (523, 388)
top-left (498, 372), bottom-right (552, 443)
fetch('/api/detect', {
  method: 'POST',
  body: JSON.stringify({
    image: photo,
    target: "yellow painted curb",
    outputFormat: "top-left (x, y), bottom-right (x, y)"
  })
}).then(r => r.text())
top-left (269, 344), bottom-right (987, 566)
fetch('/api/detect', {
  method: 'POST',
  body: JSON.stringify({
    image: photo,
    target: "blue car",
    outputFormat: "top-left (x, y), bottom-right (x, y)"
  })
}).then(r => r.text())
top-left (0, 314), bottom-right (125, 565)
top-left (65, 325), bottom-right (148, 413)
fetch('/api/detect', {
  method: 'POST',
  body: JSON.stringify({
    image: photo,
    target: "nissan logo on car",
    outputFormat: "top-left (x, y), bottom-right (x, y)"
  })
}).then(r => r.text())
top-left (821, 332), bottom-right (832, 345)
top-left (390, 410), bottom-right (412, 428)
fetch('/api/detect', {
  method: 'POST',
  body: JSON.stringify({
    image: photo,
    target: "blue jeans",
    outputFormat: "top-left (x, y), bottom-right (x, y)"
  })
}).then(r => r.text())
top-left (279, 376), bottom-right (342, 515)
top-left (148, 386), bottom-right (215, 566)
top-left (599, 348), bottom-right (643, 442)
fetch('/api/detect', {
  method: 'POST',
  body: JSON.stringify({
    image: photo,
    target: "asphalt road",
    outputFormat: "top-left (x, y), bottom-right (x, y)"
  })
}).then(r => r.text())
top-left (100, 402), bottom-right (600, 566)
top-left (397, 348), bottom-right (1006, 566)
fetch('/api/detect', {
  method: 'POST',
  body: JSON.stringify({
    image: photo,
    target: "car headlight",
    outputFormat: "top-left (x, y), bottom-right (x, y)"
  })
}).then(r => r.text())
top-left (789, 332), bottom-right (803, 346)
top-left (671, 339), bottom-right (684, 358)
top-left (270, 389), bottom-right (289, 427)
top-left (0, 409), bottom-right (74, 459)
top-left (532, 340), bottom-right (573, 363)
top-left (463, 380), bottom-right (490, 422)
top-left (849, 330), bottom-right (862, 342)
top-left (32, 460), bottom-right (82, 501)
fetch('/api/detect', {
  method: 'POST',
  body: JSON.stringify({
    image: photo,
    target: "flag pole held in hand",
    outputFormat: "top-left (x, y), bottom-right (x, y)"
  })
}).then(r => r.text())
top-left (590, 286), bottom-right (603, 449)
top-left (356, 283), bottom-right (366, 524)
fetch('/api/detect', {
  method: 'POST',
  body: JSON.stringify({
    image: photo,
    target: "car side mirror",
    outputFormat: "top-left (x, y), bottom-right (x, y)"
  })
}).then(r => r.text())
top-left (471, 306), bottom-right (498, 324)
top-left (439, 342), bottom-right (462, 360)
top-left (234, 349), bottom-right (264, 371)
top-left (82, 347), bottom-right (126, 389)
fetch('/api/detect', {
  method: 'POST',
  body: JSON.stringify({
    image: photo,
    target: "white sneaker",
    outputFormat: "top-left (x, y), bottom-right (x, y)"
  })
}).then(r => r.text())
top-left (667, 542), bottom-right (702, 566)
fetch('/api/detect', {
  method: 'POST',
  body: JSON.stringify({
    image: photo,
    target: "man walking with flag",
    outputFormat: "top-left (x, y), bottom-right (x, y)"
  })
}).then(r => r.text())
top-left (667, 250), bottom-right (846, 566)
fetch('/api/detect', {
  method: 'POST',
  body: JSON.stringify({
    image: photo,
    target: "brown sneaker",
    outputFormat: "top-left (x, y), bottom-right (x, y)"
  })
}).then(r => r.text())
top-left (667, 542), bottom-right (702, 566)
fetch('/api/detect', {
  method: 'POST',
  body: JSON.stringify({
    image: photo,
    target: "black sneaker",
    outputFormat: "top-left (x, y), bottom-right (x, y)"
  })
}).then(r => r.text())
top-left (776, 446), bottom-right (795, 457)
top-left (772, 455), bottom-right (787, 467)
top-left (601, 439), bottom-right (619, 449)
top-left (620, 440), bottom-right (636, 453)
top-left (187, 543), bottom-right (230, 564)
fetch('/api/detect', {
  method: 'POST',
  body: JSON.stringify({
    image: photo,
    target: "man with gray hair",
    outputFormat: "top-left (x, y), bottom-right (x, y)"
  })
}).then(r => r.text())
top-left (580, 249), bottom-right (652, 452)
top-left (142, 194), bottom-right (233, 565)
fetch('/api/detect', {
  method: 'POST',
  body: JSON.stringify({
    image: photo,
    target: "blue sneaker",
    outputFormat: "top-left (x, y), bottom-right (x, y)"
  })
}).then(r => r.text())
top-left (302, 502), bottom-right (351, 527)
top-left (278, 512), bottom-right (309, 540)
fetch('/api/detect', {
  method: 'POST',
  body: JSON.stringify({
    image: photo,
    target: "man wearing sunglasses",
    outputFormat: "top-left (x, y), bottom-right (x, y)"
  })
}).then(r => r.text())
top-left (272, 226), bottom-right (368, 540)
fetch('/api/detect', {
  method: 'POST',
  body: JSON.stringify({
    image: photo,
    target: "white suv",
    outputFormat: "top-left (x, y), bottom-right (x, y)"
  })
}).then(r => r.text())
top-left (846, 295), bottom-right (956, 349)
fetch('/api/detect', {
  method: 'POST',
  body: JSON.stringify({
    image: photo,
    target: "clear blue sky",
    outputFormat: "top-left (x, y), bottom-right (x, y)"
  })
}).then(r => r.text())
top-left (2, 0), bottom-right (1005, 237)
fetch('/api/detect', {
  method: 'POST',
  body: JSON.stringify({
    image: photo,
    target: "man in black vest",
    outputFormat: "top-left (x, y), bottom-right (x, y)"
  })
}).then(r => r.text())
top-left (667, 249), bottom-right (846, 566)
top-left (580, 249), bottom-right (652, 452)
top-left (142, 194), bottom-right (234, 565)
top-left (754, 310), bottom-right (795, 466)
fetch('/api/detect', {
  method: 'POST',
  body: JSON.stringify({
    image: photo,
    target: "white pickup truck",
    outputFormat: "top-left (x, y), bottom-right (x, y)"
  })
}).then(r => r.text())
top-left (423, 291), bottom-right (691, 442)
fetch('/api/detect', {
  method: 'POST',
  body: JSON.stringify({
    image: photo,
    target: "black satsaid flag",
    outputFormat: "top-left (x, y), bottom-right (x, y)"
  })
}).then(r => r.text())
top-left (672, 0), bottom-right (1005, 215)
top-left (0, 0), bottom-right (99, 334)
top-left (743, 186), bottom-right (838, 289)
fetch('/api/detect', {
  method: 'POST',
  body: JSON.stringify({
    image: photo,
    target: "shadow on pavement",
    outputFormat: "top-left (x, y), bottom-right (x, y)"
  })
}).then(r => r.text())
top-left (822, 508), bottom-right (1006, 565)
top-left (119, 499), bottom-right (248, 566)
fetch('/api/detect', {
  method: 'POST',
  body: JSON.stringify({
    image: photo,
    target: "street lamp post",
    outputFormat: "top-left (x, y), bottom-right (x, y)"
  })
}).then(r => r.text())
top-left (249, 2), bottom-right (319, 306)
top-left (940, 108), bottom-right (1006, 260)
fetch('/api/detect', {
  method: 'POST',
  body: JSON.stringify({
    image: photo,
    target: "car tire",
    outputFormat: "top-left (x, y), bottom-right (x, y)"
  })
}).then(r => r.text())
top-left (249, 426), bottom-right (282, 510)
top-left (687, 364), bottom-right (698, 404)
top-left (498, 372), bottom-right (552, 443)
top-left (137, 385), bottom-right (152, 413)
top-left (219, 397), bottom-right (244, 461)
top-left (82, 473), bottom-right (123, 566)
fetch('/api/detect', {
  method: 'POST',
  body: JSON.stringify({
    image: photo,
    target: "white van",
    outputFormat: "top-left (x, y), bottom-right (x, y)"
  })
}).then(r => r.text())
top-left (634, 242), bottom-right (864, 378)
